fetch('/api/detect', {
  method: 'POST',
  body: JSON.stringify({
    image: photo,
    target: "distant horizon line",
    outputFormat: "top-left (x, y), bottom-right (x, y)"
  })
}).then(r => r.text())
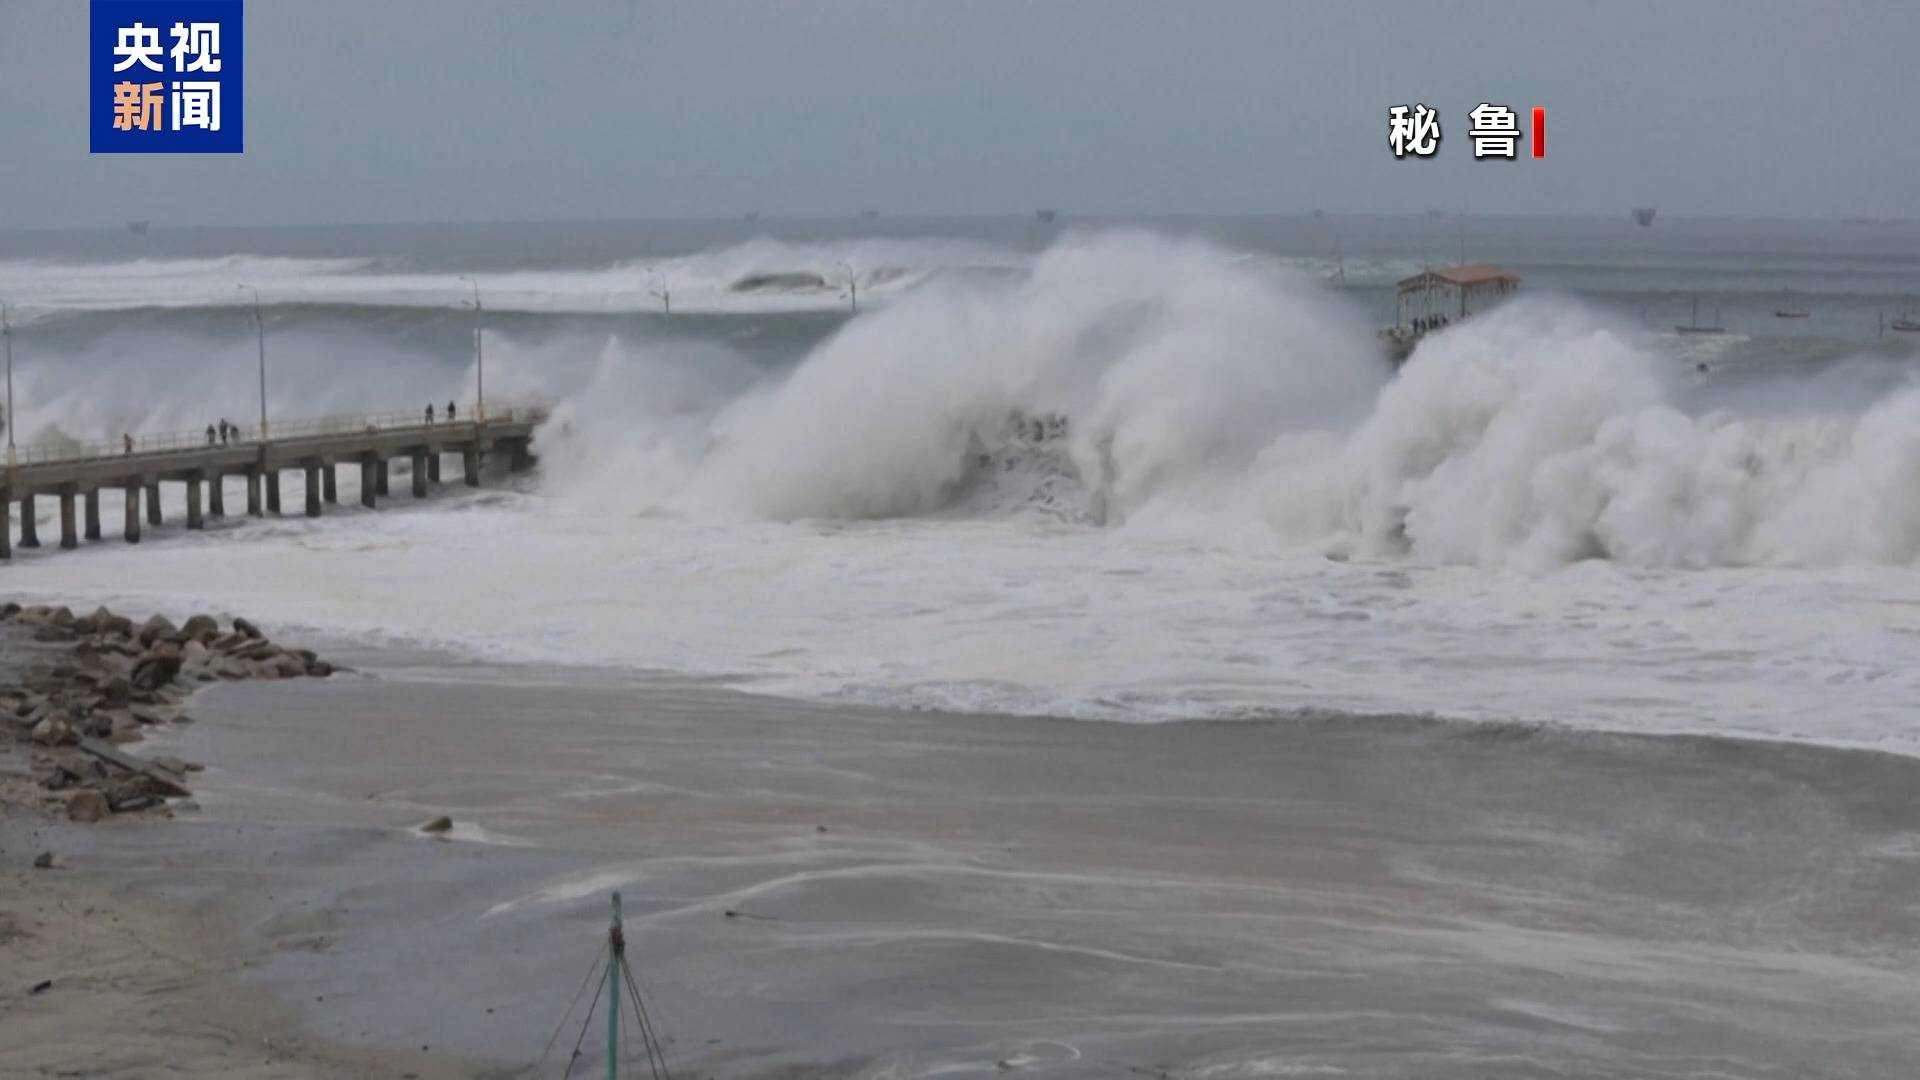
top-left (3, 209), bottom-right (1914, 236)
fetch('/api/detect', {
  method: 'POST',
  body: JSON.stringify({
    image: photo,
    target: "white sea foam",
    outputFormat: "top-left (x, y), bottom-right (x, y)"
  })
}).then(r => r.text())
top-left (10, 229), bottom-right (1920, 755)
top-left (0, 235), bottom-right (1021, 317)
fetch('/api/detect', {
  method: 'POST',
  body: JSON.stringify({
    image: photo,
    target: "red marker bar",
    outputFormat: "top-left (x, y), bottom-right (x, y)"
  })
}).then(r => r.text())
top-left (1532, 107), bottom-right (1545, 158)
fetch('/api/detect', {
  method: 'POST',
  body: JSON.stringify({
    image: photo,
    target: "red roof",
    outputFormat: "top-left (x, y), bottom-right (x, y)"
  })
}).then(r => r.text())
top-left (1397, 263), bottom-right (1521, 289)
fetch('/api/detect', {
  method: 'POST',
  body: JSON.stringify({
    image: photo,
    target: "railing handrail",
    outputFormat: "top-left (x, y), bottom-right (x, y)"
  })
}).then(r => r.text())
top-left (7, 400), bottom-right (549, 469)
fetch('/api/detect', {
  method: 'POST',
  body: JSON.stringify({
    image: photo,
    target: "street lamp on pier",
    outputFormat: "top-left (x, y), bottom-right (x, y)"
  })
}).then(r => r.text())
top-left (649, 270), bottom-right (670, 318)
top-left (458, 276), bottom-right (486, 423)
top-left (837, 261), bottom-right (857, 313)
top-left (1, 297), bottom-right (15, 469)
top-left (237, 285), bottom-right (268, 442)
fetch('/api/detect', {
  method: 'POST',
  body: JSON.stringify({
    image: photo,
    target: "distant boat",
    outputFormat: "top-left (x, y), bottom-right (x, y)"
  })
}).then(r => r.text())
top-left (1632, 207), bottom-right (1656, 227)
top-left (1035, 209), bottom-right (1057, 223)
top-left (1892, 319), bottom-right (1920, 333)
top-left (127, 219), bottom-right (151, 234)
top-left (1773, 291), bottom-right (1810, 319)
top-left (1426, 208), bottom-right (1446, 219)
top-left (1675, 296), bottom-right (1724, 335)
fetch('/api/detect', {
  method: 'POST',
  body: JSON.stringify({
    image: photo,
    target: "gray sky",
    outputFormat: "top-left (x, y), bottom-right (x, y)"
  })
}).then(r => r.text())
top-left (3, 0), bottom-right (1916, 227)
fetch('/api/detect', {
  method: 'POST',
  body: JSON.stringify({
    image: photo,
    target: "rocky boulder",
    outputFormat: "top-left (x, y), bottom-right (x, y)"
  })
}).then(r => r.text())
top-left (130, 653), bottom-right (184, 691)
top-left (66, 790), bottom-right (109, 823)
top-left (136, 615), bottom-right (178, 646)
top-left (30, 713), bottom-right (76, 747)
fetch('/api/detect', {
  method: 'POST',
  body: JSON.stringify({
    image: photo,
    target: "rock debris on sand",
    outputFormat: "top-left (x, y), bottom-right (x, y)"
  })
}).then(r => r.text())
top-left (0, 603), bottom-right (338, 822)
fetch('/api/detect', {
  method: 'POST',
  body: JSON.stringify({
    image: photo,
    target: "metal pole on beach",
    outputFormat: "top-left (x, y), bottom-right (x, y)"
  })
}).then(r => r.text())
top-left (608, 891), bottom-right (623, 1080)
top-left (459, 276), bottom-right (485, 423)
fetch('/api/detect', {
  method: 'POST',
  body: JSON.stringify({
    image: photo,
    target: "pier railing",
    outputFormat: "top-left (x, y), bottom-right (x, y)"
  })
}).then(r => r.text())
top-left (8, 400), bottom-right (550, 468)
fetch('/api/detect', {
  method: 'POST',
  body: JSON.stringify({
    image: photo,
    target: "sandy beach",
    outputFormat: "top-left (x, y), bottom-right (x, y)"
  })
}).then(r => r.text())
top-left (6, 643), bottom-right (1918, 1078)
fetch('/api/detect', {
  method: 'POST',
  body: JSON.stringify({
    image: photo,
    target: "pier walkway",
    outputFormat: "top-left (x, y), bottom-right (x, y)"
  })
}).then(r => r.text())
top-left (0, 402), bottom-right (547, 559)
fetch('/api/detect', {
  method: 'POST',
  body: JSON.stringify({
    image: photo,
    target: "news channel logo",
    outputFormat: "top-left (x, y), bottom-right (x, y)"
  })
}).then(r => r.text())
top-left (90, 0), bottom-right (244, 153)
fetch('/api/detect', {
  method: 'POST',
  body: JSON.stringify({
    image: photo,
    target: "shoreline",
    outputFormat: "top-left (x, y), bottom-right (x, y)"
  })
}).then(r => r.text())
top-left (13, 582), bottom-right (1920, 771)
top-left (6, 602), bottom-right (1920, 1076)
top-left (14, 652), bottom-right (1918, 1077)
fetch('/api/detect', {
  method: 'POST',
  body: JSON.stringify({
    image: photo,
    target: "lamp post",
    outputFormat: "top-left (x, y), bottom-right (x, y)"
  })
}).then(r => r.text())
top-left (649, 270), bottom-right (670, 318)
top-left (2, 297), bottom-right (14, 468)
top-left (458, 276), bottom-right (485, 423)
top-left (837, 261), bottom-right (857, 313)
top-left (237, 285), bottom-right (268, 442)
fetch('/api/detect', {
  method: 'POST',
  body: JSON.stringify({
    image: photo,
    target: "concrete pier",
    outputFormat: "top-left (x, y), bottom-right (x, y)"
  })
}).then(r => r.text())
top-left (2, 404), bottom-right (542, 560)
top-left (58, 490), bottom-right (78, 550)
top-left (303, 462), bottom-right (322, 517)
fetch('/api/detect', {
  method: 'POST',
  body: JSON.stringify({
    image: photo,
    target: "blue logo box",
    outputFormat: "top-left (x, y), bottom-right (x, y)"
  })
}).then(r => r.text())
top-left (90, 0), bottom-right (244, 153)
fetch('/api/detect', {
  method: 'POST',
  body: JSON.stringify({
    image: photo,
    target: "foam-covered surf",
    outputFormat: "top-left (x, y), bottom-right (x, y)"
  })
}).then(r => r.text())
top-left (7, 222), bottom-right (1920, 755)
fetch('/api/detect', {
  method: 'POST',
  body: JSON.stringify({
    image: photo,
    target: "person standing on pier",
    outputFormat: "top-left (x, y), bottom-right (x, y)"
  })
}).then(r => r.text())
top-left (123, 433), bottom-right (133, 455)
top-left (425, 403), bottom-right (435, 424)
top-left (206, 424), bottom-right (216, 446)
top-left (447, 400), bottom-right (456, 421)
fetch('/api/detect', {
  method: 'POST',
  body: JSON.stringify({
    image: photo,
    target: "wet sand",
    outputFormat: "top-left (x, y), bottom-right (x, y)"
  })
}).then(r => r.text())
top-left (7, 651), bottom-right (1920, 1078)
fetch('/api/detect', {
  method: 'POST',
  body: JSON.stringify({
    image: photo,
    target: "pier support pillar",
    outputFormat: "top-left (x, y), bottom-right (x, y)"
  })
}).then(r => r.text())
top-left (375, 458), bottom-right (390, 496)
top-left (322, 463), bottom-right (338, 504)
top-left (1, 496), bottom-right (10, 559)
top-left (304, 462), bottom-right (322, 517)
top-left (508, 439), bottom-right (535, 472)
top-left (411, 451), bottom-right (428, 498)
top-left (145, 481), bottom-right (162, 526)
top-left (427, 452), bottom-right (441, 484)
top-left (359, 458), bottom-right (377, 509)
top-left (58, 490), bottom-right (78, 550)
top-left (83, 489), bottom-right (101, 541)
top-left (124, 484), bottom-right (141, 543)
top-left (463, 448), bottom-right (480, 487)
top-left (246, 469), bottom-right (261, 517)
top-left (19, 494), bottom-right (39, 548)
top-left (209, 472), bottom-right (225, 518)
top-left (266, 471), bottom-right (281, 515)
top-left (185, 476), bottom-right (204, 530)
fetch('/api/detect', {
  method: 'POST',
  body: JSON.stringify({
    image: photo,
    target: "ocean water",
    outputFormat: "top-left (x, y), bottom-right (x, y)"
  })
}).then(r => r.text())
top-left (3, 214), bottom-right (1920, 752)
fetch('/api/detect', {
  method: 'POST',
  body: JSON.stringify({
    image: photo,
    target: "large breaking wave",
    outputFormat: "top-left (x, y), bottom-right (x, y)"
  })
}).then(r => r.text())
top-left (537, 231), bottom-right (1920, 568)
